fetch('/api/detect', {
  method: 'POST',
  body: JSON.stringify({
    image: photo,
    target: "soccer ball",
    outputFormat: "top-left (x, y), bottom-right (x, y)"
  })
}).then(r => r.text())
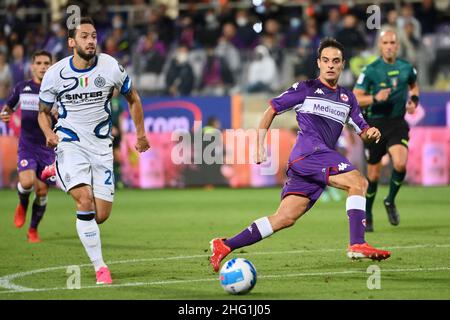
top-left (219, 258), bottom-right (257, 295)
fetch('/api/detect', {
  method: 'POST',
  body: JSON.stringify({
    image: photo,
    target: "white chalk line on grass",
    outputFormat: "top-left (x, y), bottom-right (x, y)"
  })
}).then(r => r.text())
top-left (0, 243), bottom-right (449, 294)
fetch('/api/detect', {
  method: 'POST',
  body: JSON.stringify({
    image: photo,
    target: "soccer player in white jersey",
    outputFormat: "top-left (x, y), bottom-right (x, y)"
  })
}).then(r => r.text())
top-left (38, 17), bottom-right (150, 284)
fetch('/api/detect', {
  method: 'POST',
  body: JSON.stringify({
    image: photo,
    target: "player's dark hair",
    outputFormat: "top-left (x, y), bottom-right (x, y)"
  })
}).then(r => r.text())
top-left (317, 37), bottom-right (345, 60)
top-left (68, 16), bottom-right (95, 39)
top-left (31, 50), bottom-right (52, 63)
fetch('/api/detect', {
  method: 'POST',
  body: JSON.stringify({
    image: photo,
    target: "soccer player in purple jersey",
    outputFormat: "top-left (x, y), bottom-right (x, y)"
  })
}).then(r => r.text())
top-left (210, 38), bottom-right (391, 272)
top-left (0, 50), bottom-right (54, 243)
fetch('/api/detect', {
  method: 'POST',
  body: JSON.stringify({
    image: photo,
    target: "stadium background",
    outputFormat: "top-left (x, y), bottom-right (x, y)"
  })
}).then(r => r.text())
top-left (0, 0), bottom-right (449, 189)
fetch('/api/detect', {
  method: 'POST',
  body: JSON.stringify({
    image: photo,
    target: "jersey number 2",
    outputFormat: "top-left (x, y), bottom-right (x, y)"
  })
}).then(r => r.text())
top-left (104, 170), bottom-right (113, 185)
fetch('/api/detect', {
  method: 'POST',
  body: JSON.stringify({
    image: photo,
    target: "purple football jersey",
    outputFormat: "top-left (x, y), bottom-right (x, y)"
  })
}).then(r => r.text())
top-left (270, 79), bottom-right (368, 163)
top-left (6, 79), bottom-right (49, 147)
top-left (6, 79), bottom-right (55, 181)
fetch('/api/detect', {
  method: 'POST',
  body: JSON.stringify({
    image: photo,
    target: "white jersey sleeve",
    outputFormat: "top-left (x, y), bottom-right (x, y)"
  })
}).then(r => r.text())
top-left (39, 67), bottom-right (57, 106)
top-left (112, 61), bottom-right (132, 95)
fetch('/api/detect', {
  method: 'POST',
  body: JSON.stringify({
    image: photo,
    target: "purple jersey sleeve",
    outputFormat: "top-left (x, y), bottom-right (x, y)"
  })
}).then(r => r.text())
top-left (6, 82), bottom-right (21, 111)
top-left (346, 91), bottom-right (369, 135)
top-left (270, 81), bottom-right (307, 114)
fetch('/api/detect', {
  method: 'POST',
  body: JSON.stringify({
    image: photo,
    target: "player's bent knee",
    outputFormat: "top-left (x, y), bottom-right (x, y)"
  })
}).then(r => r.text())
top-left (281, 216), bottom-right (296, 228)
top-left (367, 171), bottom-right (380, 182)
top-left (354, 178), bottom-right (367, 195)
top-left (95, 214), bottom-right (109, 224)
top-left (20, 180), bottom-right (34, 190)
top-left (272, 211), bottom-right (298, 230)
top-left (35, 187), bottom-right (48, 198)
top-left (393, 163), bottom-right (407, 173)
top-left (361, 177), bottom-right (369, 193)
top-left (348, 174), bottom-right (367, 195)
top-left (76, 197), bottom-right (95, 212)
top-left (95, 209), bottom-right (111, 224)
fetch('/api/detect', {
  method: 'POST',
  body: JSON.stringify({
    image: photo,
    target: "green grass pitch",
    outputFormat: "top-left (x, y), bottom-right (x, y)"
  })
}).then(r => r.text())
top-left (0, 186), bottom-right (449, 300)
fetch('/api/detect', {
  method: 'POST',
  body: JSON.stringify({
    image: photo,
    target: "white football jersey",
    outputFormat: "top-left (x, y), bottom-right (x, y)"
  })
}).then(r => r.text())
top-left (39, 53), bottom-right (131, 155)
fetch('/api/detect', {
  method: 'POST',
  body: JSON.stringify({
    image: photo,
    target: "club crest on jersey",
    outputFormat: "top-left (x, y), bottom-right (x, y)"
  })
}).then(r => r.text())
top-left (79, 77), bottom-right (89, 88)
top-left (94, 76), bottom-right (106, 88)
top-left (20, 159), bottom-right (28, 167)
top-left (340, 93), bottom-right (349, 102)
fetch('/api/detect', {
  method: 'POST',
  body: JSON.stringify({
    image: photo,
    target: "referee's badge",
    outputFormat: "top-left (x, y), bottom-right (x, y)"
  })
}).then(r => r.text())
top-left (390, 77), bottom-right (398, 89)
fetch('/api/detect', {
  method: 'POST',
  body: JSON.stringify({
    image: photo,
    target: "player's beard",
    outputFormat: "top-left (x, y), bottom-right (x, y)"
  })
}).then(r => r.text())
top-left (75, 45), bottom-right (96, 62)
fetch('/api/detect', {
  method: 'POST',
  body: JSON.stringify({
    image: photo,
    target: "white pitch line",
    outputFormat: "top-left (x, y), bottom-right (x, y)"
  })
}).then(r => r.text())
top-left (0, 243), bottom-right (449, 294)
top-left (1, 266), bottom-right (450, 294)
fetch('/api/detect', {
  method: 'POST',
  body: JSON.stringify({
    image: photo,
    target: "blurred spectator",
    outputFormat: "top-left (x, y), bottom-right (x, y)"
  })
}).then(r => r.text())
top-left (284, 13), bottom-right (303, 48)
top-left (404, 21), bottom-right (421, 50)
top-left (397, 3), bottom-right (422, 40)
top-left (176, 15), bottom-right (196, 49)
top-left (146, 5), bottom-right (175, 48)
top-left (0, 52), bottom-right (12, 99)
top-left (9, 43), bottom-right (28, 84)
top-left (349, 47), bottom-right (377, 79)
top-left (261, 19), bottom-right (285, 69)
top-left (100, 14), bottom-right (132, 66)
top-left (166, 45), bottom-right (195, 96)
top-left (103, 35), bottom-right (119, 57)
top-left (335, 14), bottom-right (366, 61)
top-left (246, 45), bottom-right (277, 93)
top-left (216, 23), bottom-right (241, 77)
top-left (197, 9), bottom-right (222, 47)
top-left (233, 9), bottom-right (259, 49)
top-left (2, 4), bottom-right (25, 44)
top-left (294, 33), bottom-right (317, 80)
top-left (17, 0), bottom-right (47, 25)
top-left (302, 18), bottom-right (321, 54)
top-left (44, 21), bottom-right (70, 62)
top-left (321, 7), bottom-right (342, 38)
top-left (136, 30), bottom-right (166, 74)
top-left (417, 0), bottom-right (438, 35)
top-left (129, 0), bottom-right (149, 32)
top-left (200, 116), bottom-right (226, 187)
top-left (0, 34), bottom-right (9, 54)
top-left (200, 45), bottom-right (234, 96)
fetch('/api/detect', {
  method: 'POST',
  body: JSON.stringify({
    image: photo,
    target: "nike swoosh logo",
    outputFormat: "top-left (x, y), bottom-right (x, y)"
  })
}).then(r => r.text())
top-left (393, 180), bottom-right (402, 186)
top-left (63, 84), bottom-right (71, 88)
top-left (366, 192), bottom-right (376, 198)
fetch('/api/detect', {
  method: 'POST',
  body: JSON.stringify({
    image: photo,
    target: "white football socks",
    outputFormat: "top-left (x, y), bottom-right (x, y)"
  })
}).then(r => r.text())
top-left (17, 182), bottom-right (33, 194)
top-left (76, 218), bottom-right (107, 272)
top-left (254, 217), bottom-right (274, 239)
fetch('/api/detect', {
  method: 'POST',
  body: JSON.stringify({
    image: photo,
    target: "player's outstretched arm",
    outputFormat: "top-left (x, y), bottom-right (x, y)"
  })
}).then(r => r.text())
top-left (124, 87), bottom-right (150, 153)
top-left (255, 106), bottom-right (276, 164)
top-left (360, 127), bottom-right (381, 144)
top-left (38, 101), bottom-right (59, 148)
top-left (0, 105), bottom-right (13, 123)
top-left (353, 88), bottom-right (391, 108)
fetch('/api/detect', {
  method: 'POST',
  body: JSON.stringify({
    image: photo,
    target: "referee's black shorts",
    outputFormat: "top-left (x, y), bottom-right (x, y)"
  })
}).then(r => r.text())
top-left (364, 117), bottom-right (410, 165)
